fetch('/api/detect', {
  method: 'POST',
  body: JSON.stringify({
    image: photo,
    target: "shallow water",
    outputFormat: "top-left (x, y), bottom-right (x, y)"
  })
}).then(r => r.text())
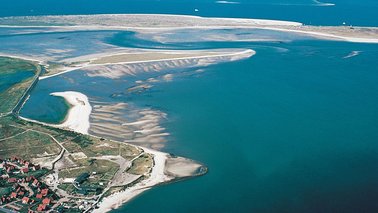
top-left (2, 3), bottom-right (378, 211)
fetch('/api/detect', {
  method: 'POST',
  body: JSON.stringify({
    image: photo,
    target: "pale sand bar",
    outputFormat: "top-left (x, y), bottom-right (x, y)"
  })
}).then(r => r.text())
top-left (50, 91), bottom-right (92, 134)
top-left (0, 14), bottom-right (377, 43)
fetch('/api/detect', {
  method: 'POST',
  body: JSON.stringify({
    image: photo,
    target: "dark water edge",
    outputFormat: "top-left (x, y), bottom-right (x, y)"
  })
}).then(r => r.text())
top-left (0, 0), bottom-right (378, 26)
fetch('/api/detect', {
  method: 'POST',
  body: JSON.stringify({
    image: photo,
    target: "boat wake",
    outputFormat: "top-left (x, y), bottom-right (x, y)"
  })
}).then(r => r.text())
top-left (215, 0), bottom-right (240, 4)
top-left (343, 51), bottom-right (362, 59)
top-left (312, 0), bottom-right (335, 6)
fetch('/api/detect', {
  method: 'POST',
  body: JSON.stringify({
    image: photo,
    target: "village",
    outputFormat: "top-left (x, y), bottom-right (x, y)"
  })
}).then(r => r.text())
top-left (0, 157), bottom-right (60, 212)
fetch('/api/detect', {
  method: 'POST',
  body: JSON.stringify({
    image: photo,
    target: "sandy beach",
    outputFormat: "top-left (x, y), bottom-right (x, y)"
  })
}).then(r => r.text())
top-left (50, 91), bottom-right (92, 134)
top-left (20, 91), bottom-right (92, 134)
top-left (93, 148), bottom-right (172, 213)
top-left (0, 14), bottom-right (377, 44)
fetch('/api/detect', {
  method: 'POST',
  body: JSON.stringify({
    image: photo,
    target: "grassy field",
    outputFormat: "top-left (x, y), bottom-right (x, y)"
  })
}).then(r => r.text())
top-left (127, 153), bottom-right (153, 175)
top-left (62, 134), bottom-right (142, 160)
top-left (0, 128), bottom-right (62, 159)
top-left (0, 122), bottom-right (25, 139)
top-left (0, 57), bottom-right (40, 113)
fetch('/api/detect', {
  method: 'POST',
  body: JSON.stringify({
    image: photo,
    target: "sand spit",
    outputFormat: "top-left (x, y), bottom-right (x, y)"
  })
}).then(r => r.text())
top-left (0, 14), bottom-right (302, 28)
top-left (18, 91), bottom-right (92, 135)
top-left (94, 148), bottom-right (171, 213)
top-left (85, 49), bottom-right (255, 79)
top-left (94, 148), bottom-right (206, 213)
top-left (40, 49), bottom-right (255, 79)
top-left (0, 14), bottom-right (377, 43)
top-left (165, 156), bottom-right (206, 178)
top-left (263, 26), bottom-right (378, 43)
top-left (51, 91), bottom-right (92, 134)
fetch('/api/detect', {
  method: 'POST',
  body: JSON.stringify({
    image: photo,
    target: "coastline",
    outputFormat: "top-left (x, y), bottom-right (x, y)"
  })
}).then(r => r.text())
top-left (20, 91), bottom-right (92, 135)
top-left (0, 14), bottom-right (377, 44)
top-left (93, 148), bottom-right (172, 213)
top-left (50, 91), bottom-right (92, 134)
top-left (19, 91), bottom-right (205, 212)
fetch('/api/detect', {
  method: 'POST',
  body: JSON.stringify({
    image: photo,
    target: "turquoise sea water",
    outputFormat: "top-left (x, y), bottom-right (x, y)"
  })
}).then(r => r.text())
top-left (2, 1), bottom-right (378, 212)
top-left (1, 0), bottom-right (378, 26)
top-left (113, 40), bottom-right (378, 213)
top-left (14, 30), bottom-right (378, 212)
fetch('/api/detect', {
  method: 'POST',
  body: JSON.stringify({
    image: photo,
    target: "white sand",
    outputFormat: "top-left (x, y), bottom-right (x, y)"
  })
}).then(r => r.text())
top-left (262, 27), bottom-right (378, 43)
top-left (50, 91), bottom-right (92, 134)
top-left (94, 148), bottom-right (172, 213)
top-left (40, 49), bottom-right (255, 80)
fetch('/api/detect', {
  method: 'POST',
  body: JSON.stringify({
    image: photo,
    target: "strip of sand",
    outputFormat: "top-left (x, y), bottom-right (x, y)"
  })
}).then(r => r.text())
top-left (94, 148), bottom-right (172, 212)
top-left (20, 91), bottom-right (92, 134)
top-left (50, 91), bottom-right (92, 134)
top-left (39, 49), bottom-right (255, 79)
top-left (0, 14), bottom-right (377, 44)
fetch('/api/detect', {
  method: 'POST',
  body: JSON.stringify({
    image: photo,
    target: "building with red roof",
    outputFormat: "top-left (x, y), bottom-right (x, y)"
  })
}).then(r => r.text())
top-left (21, 167), bottom-right (29, 173)
top-left (37, 204), bottom-right (46, 211)
top-left (42, 198), bottom-right (50, 205)
top-left (22, 197), bottom-right (29, 204)
top-left (10, 192), bottom-right (17, 198)
top-left (8, 178), bottom-right (17, 183)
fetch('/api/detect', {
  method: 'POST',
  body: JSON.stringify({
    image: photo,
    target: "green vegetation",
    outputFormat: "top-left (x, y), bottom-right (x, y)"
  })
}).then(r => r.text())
top-left (0, 128), bottom-right (62, 159)
top-left (62, 135), bottom-right (141, 160)
top-left (0, 57), bottom-right (40, 113)
top-left (59, 159), bottom-right (118, 180)
top-left (127, 154), bottom-right (153, 175)
top-left (0, 123), bottom-right (25, 139)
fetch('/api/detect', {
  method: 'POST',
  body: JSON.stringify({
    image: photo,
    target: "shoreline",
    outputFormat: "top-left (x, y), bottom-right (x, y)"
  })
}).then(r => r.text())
top-left (19, 91), bottom-right (92, 134)
top-left (0, 14), bottom-right (377, 44)
top-left (50, 91), bottom-right (92, 134)
top-left (93, 148), bottom-right (173, 212)
top-left (1, 24), bottom-right (377, 44)
top-left (39, 49), bottom-right (255, 80)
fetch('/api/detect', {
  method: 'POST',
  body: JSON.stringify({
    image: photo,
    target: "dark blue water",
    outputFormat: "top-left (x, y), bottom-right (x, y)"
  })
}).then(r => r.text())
top-left (112, 40), bottom-right (378, 213)
top-left (1, 0), bottom-right (378, 26)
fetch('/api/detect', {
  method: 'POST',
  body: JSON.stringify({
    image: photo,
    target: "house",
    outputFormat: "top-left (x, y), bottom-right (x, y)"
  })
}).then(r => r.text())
top-left (21, 167), bottom-right (29, 174)
top-left (37, 204), bottom-right (46, 211)
top-left (22, 197), bottom-right (29, 204)
top-left (36, 194), bottom-right (43, 199)
top-left (8, 178), bottom-right (17, 183)
top-left (10, 192), bottom-right (17, 198)
top-left (42, 198), bottom-right (50, 205)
